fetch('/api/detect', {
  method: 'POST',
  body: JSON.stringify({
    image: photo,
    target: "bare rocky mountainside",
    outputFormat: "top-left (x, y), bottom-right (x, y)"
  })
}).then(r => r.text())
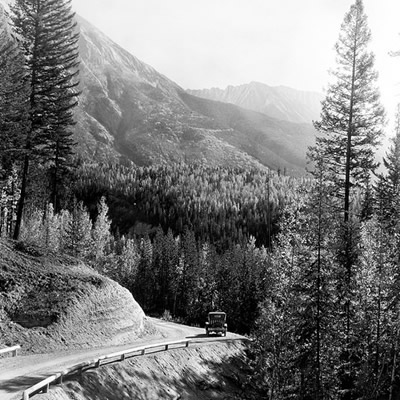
top-left (74, 15), bottom-right (317, 174)
top-left (187, 81), bottom-right (323, 124)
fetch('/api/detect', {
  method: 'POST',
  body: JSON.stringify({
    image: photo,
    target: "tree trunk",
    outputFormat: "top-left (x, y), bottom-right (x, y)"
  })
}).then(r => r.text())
top-left (51, 139), bottom-right (60, 212)
top-left (316, 170), bottom-right (323, 400)
top-left (344, 1), bottom-right (359, 224)
top-left (389, 325), bottom-right (399, 400)
top-left (13, 154), bottom-right (29, 240)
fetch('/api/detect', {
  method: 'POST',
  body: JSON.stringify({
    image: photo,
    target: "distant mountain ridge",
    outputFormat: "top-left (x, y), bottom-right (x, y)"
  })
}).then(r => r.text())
top-left (188, 82), bottom-right (323, 124)
top-left (0, 8), bottom-right (318, 174)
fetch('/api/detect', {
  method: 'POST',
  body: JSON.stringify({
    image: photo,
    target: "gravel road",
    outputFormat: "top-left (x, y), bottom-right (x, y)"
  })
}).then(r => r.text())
top-left (0, 318), bottom-right (244, 400)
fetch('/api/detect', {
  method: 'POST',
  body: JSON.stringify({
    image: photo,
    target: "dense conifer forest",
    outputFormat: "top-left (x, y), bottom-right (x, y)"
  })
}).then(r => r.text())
top-left (73, 163), bottom-right (301, 248)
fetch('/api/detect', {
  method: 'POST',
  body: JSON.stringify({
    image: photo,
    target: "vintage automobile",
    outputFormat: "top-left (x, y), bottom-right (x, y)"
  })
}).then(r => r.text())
top-left (205, 311), bottom-right (227, 336)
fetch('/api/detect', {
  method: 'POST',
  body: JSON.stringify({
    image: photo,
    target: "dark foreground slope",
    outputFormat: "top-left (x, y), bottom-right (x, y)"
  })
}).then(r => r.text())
top-left (34, 341), bottom-right (257, 400)
top-left (0, 240), bottom-right (145, 354)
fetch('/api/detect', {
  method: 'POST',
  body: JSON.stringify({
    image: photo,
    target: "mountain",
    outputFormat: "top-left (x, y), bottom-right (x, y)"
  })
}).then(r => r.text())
top-left (74, 16), bottom-right (318, 174)
top-left (187, 82), bottom-right (323, 124)
top-left (0, 8), bottom-right (317, 174)
top-left (76, 15), bottom-right (276, 169)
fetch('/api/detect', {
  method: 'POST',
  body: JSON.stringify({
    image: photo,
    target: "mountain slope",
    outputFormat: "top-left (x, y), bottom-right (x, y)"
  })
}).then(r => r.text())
top-left (74, 16), bottom-right (317, 173)
top-left (188, 81), bottom-right (323, 124)
top-left (179, 92), bottom-right (316, 173)
top-left (0, 8), bottom-right (317, 173)
top-left (75, 15), bottom-right (263, 168)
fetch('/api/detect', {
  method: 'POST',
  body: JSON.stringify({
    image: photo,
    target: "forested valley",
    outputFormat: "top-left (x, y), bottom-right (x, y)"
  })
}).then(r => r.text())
top-left (1, 0), bottom-right (400, 398)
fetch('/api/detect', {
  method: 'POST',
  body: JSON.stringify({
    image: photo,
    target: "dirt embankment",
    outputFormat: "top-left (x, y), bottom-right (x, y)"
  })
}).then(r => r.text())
top-left (0, 240), bottom-right (145, 354)
top-left (34, 341), bottom-right (252, 400)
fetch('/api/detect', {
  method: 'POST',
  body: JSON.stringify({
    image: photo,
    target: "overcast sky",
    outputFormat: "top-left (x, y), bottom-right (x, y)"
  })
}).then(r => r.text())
top-left (72, 0), bottom-right (399, 121)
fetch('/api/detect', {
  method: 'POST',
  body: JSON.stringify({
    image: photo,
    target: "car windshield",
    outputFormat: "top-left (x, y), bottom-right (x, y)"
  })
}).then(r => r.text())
top-left (209, 313), bottom-right (225, 321)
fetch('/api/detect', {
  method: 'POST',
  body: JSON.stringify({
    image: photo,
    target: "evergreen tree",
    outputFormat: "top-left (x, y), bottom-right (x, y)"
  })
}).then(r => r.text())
top-left (254, 173), bottom-right (338, 397)
top-left (179, 230), bottom-right (200, 320)
top-left (42, 202), bottom-right (61, 251)
top-left (376, 104), bottom-right (400, 227)
top-left (308, 2), bottom-right (384, 396)
top-left (117, 237), bottom-right (140, 290)
top-left (9, 0), bottom-right (80, 239)
top-left (65, 201), bottom-right (92, 257)
top-left (374, 105), bottom-right (400, 399)
top-left (357, 216), bottom-right (396, 397)
top-left (151, 228), bottom-right (179, 313)
top-left (0, 19), bottom-right (29, 176)
top-left (58, 208), bottom-right (72, 251)
top-left (309, 0), bottom-right (385, 221)
top-left (134, 236), bottom-right (154, 310)
top-left (0, 10), bottom-right (28, 237)
top-left (0, 167), bottom-right (20, 237)
top-left (91, 196), bottom-right (111, 261)
top-left (196, 242), bottom-right (218, 317)
top-left (19, 207), bottom-right (44, 245)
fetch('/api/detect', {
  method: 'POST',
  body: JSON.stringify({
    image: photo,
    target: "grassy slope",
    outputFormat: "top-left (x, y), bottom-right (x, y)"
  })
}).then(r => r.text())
top-left (0, 240), bottom-right (145, 354)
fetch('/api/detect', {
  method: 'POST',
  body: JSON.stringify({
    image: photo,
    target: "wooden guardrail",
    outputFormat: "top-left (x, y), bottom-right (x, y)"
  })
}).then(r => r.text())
top-left (0, 345), bottom-right (21, 357)
top-left (22, 339), bottom-right (191, 400)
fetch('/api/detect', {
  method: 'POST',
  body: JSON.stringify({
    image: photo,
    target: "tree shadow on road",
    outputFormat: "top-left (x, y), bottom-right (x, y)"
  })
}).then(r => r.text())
top-left (185, 333), bottom-right (209, 339)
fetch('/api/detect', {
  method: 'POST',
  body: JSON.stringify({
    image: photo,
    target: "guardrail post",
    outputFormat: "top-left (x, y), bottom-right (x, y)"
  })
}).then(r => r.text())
top-left (165, 344), bottom-right (168, 350)
top-left (186, 340), bottom-right (189, 347)
top-left (121, 354), bottom-right (125, 361)
top-left (0, 345), bottom-right (21, 357)
top-left (141, 349), bottom-right (145, 355)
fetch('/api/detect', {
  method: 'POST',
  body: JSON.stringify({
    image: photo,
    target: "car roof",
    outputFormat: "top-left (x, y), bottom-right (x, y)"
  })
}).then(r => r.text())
top-left (208, 311), bottom-right (226, 315)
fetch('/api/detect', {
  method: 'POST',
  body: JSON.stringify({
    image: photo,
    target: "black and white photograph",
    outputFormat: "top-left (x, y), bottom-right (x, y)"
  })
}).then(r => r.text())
top-left (1, 0), bottom-right (400, 399)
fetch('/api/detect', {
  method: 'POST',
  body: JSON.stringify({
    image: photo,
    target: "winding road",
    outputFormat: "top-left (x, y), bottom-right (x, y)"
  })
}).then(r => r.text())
top-left (0, 318), bottom-right (245, 400)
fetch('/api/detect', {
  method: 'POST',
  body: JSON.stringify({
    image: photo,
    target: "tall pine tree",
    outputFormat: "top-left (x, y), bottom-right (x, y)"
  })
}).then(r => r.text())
top-left (0, 9), bottom-right (29, 176)
top-left (309, 0), bottom-right (385, 220)
top-left (308, 1), bottom-right (385, 397)
top-left (9, 0), bottom-right (80, 238)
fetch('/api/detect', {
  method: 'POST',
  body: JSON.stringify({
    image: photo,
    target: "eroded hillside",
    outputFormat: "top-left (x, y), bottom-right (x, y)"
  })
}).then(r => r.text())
top-left (0, 240), bottom-right (145, 354)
